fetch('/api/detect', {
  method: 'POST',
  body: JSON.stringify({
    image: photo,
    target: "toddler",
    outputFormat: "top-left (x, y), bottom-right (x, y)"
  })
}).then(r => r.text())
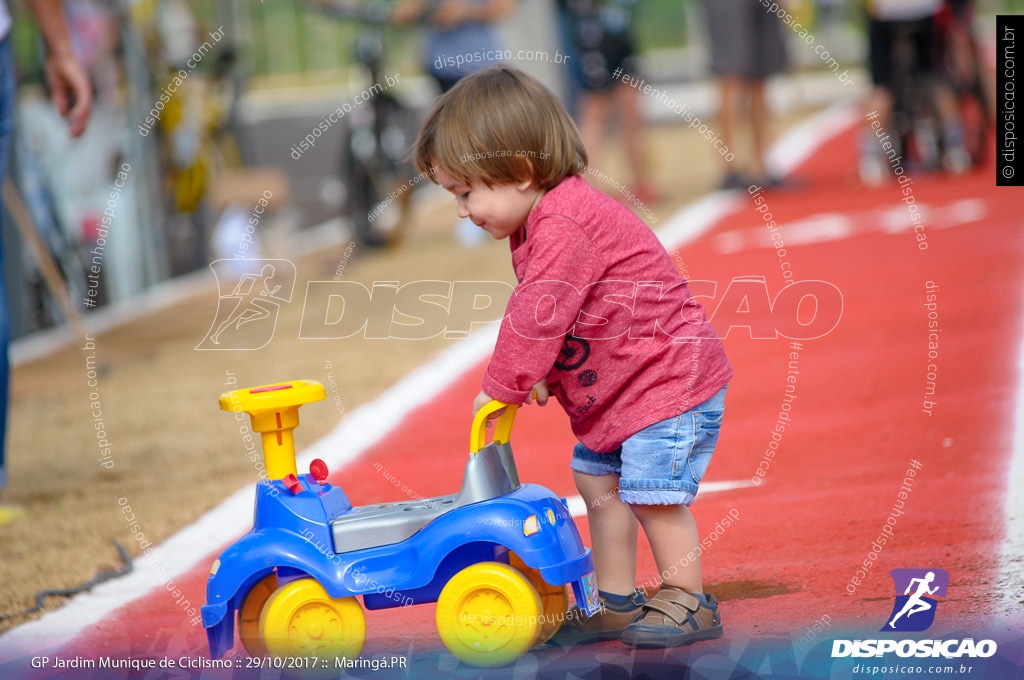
top-left (413, 65), bottom-right (732, 648)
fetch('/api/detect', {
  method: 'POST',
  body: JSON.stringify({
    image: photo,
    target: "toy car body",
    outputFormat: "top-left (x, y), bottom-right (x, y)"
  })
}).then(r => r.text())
top-left (201, 380), bottom-right (599, 667)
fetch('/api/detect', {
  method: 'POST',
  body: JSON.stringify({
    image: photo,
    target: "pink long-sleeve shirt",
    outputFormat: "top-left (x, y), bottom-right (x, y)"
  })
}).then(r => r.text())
top-left (481, 175), bottom-right (733, 452)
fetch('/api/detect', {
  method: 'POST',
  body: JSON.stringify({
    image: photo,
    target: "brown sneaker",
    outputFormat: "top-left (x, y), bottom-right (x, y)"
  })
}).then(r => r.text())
top-left (620, 586), bottom-right (723, 648)
top-left (548, 593), bottom-right (646, 646)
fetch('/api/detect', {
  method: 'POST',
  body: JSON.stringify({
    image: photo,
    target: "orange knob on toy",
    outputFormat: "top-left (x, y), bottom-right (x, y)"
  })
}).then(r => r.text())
top-left (219, 380), bottom-right (326, 481)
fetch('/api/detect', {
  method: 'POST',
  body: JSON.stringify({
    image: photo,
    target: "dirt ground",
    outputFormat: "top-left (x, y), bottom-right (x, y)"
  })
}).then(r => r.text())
top-left (0, 112), bottom-right (812, 633)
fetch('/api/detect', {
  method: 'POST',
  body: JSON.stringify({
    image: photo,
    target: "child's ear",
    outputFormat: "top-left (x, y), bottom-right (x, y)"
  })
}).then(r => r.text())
top-left (515, 158), bottom-right (535, 193)
top-left (515, 177), bottom-right (535, 193)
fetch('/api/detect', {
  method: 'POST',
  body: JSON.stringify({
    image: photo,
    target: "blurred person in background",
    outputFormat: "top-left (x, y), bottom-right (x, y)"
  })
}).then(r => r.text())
top-left (64, 0), bottom-right (119, 101)
top-left (814, 0), bottom-right (846, 53)
top-left (702, 0), bottom-right (788, 190)
top-left (559, 0), bottom-right (656, 204)
top-left (394, 0), bottom-right (515, 92)
top-left (394, 0), bottom-right (515, 246)
top-left (152, 0), bottom-right (210, 218)
top-left (859, 0), bottom-right (968, 185)
top-left (0, 0), bottom-right (91, 524)
top-left (553, 0), bottom-right (582, 117)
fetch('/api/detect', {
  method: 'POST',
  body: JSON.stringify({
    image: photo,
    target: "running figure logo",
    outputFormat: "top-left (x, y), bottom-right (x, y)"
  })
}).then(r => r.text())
top-left (881, 568), bottom-right (949, 632)
top-left (196, 259), bottom-right (296, 350)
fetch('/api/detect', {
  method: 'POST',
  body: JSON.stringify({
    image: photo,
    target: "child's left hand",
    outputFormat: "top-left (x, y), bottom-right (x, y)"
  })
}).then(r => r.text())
top-left (526, 379), bottom-right (549, 406)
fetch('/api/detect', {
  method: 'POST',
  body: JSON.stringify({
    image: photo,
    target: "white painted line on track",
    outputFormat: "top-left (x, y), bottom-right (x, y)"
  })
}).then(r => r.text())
top-left (1, 326), bottom-right (501, 657)
top-left (0, 104), bottom-right (859, 657)
top-left (768, 101), bottom-right (861, 177)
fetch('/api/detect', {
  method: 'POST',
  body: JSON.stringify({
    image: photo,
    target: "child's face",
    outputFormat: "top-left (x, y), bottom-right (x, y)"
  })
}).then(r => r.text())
top-left (434, 166), bottom-right (542, 240)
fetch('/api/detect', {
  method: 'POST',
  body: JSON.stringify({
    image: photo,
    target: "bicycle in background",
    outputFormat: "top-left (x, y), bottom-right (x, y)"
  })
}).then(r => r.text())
top-left (888, 1), bottom-right (989, 174)
top-left (934, 0), bottom-right (990, 168)
top-left (311, 0), bottom-right (426, 249)
top-left (861, 0), bottom-right (991, 185)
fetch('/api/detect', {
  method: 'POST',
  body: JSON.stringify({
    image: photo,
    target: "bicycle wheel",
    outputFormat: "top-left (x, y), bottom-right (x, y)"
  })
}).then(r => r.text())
top-left (958, 83), bottom-right (989, 168)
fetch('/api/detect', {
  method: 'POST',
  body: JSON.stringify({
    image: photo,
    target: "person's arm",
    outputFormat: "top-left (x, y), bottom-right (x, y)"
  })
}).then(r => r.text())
top-left (24, 0), bottom-right (91, 136)
top-left (433, 0), bottom-right (515, 29)
top-left (480, 218), bottom-right (604, 405)
top-left (392, 0), bottom-right (425, 24)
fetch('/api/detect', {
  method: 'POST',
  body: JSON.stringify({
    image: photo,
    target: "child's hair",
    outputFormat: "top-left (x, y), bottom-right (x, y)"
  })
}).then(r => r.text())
top-left (414, 65), bottom-right (587, 190)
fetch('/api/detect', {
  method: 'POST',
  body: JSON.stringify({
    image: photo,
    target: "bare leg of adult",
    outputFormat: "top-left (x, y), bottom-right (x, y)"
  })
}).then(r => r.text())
top-left (578, 91), bottom-right (610, 172)
top-left (717, 75), bottom-right (745, 188)
top-left (867, 85), bottom-right (894, 129)
top-left (615, 82), bottom-right (656, 202)
top-left (749, 78), bottom-right (771, 183)
top-left (861, 86), bottom-right (895, 185)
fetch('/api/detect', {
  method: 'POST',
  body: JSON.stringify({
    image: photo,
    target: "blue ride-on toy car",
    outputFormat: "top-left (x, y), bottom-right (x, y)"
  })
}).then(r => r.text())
top-left (200, 380), bottom-right (599, 668)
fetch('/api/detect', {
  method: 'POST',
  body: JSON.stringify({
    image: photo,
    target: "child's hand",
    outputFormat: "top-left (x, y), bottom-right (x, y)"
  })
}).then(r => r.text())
top-left (526, 380), bottom-right (549, 406)
top-left (473, 390), bottom-right (505, 427)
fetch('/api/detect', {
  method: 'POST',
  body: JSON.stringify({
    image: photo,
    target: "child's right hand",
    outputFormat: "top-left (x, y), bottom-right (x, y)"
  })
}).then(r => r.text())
top-left (526, 380), bottom-right (549, 406)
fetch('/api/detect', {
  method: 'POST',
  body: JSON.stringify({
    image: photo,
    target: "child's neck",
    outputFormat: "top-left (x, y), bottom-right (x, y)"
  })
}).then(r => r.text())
top-left (523, 189), bottom-right (548, 241)
top-left (530, 189), bottom-right (546, 213)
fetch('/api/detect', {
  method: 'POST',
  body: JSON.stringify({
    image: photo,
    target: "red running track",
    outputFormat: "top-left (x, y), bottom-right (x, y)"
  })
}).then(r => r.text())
top-left (13, 115), bottom-right (1023, 677)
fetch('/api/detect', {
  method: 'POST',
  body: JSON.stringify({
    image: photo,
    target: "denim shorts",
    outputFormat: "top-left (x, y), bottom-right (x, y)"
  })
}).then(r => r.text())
top-left (570, 386), bottom-right (727, 506)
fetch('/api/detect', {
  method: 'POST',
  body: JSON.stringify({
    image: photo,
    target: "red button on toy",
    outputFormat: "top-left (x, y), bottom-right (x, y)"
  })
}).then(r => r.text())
top-left (310, 459), bottom-right (329, 484)
top-left (282, 474), bottom-right (303, 494)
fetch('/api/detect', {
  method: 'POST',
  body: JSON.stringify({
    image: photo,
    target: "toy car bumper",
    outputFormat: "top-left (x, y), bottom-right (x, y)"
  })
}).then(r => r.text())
top-left (539, 548), bottom-right (600, 616)
top-left (201, 602), bottom-right (232, 659)
top-left (571, 571), bottom-right (601, 617)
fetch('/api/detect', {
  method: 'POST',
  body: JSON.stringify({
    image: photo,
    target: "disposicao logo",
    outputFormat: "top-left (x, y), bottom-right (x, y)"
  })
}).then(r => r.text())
top-left (882, 568), bottom-right (948, 632)
top-left (831, 568), bottom-right (997, 660)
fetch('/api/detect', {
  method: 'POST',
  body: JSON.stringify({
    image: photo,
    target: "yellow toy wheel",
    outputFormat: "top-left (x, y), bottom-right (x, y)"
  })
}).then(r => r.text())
top-left (237, 572), bottom-right (278, 657)
top-left (435, 561), bottom-right (542, 667)
top-left (259, 578), bottom-right (366, 662)
top-left (510, 553), bottom-right (569, 645)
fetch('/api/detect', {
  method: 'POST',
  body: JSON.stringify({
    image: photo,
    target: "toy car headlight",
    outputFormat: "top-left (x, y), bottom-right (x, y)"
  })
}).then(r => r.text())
top-left (523, 515), bottom-right (540, 536)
